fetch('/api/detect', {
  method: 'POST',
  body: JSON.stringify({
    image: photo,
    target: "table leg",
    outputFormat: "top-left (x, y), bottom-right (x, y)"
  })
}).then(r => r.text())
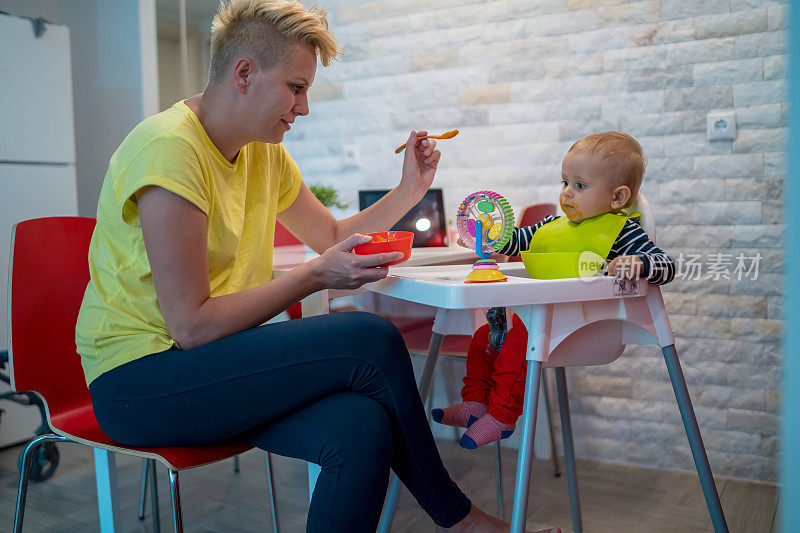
top-left (378, 331), bottom-right (445, 533)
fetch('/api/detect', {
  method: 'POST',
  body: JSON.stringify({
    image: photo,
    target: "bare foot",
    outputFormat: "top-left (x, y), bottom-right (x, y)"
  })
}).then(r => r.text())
top-left (435, 504), bottom-right (561, 533)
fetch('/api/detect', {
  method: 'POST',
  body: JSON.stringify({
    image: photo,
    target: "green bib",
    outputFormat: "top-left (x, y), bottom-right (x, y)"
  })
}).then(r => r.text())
top-left (530, 211), bottom-right (641, 260)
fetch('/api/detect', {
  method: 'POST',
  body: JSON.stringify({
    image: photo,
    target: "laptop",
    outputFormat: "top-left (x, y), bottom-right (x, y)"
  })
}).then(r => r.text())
top-left (358, 188), bottom-right (448, 247)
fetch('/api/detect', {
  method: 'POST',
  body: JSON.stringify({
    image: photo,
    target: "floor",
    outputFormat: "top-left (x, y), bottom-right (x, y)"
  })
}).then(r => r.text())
top-left (0, 436), bottom-right (777, 532)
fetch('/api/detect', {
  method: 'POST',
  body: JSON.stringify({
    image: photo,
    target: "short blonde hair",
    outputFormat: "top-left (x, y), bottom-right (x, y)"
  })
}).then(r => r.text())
top-left (209, 0), bottom-right (340, 84)
top-left (568, 131), bottom-right (646, 207)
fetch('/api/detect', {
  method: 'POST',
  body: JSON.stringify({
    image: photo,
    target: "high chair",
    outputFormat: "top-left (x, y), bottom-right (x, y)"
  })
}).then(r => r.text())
top-left (7, 217), bottom-right (279, 532)
top-left (371, 194), bottom-right (728, 533)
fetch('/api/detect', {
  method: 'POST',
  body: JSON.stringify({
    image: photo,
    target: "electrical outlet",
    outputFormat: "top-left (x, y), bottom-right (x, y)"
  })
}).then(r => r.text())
top-left (343, 144), bottom-right (361, 168)
top-left (707, 111), bottom-right (736, 141)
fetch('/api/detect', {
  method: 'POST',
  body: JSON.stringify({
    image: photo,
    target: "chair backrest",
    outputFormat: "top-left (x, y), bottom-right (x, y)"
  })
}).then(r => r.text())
top-left (507, 203), bottom-right (558, 263)
top-left (8, 217), bottom-right (96, 416)
top-left (517, 202), bottom-right (557, 227)
top-left (626, 192), bottom-right (656, 244)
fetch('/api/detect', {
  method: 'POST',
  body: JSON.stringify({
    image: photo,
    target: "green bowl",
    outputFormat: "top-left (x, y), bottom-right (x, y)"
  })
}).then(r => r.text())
top-left (520, 251), bottom-right (605, 280)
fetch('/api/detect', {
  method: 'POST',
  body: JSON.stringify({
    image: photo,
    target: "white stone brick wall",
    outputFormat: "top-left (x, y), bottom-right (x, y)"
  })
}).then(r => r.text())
top-left (283, 0), bottom-right (787, 483)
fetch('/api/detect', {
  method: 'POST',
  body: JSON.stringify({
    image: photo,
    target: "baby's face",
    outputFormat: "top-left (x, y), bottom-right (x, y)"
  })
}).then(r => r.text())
top-left (559, 150), bottom-right (619, 223)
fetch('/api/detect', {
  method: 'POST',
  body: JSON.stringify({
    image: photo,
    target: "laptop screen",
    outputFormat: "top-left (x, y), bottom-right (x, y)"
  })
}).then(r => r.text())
top-left (358, 188), bottom-right (448, 247)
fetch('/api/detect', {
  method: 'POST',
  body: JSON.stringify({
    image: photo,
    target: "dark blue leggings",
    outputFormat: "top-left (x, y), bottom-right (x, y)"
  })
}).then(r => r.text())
top-left (89, 311), bottom-right (471, 531)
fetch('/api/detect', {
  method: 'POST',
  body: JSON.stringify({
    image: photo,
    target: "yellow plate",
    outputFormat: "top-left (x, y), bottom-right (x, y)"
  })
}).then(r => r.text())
top-left (520, 251), bottom-right (605, 280)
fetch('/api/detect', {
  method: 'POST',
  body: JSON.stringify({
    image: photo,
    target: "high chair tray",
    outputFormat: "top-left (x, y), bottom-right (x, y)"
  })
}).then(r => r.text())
top-left (366, 263), bottom-right (650, 310)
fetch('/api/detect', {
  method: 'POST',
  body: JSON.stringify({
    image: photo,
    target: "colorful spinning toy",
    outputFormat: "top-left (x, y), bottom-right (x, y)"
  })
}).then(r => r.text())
top-left (456, 190), bottom-right (515, 283)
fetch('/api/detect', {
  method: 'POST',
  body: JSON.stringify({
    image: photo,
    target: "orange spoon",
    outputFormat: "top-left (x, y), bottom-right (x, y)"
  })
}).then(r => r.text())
top-left (394, 129), bottom-right (459, 154)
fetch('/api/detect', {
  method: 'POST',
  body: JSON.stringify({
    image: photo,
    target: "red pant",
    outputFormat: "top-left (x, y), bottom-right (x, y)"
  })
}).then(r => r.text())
top-left (461, 314), bottom-right (529, 424)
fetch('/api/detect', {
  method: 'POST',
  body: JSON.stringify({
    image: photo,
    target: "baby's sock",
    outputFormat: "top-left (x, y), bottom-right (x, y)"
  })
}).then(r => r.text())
top-left (459, 413), bottom-right (515, 449)
top-left (431, 401), bottom-right (487, 428)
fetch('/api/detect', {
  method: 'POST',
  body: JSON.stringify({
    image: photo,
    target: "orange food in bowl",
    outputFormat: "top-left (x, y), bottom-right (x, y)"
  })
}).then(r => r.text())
top-left (354, 231), bottom-right (414, 266)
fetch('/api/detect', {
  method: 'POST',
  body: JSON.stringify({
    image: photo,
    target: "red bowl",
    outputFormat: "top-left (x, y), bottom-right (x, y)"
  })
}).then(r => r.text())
top-left (354, 231), bottom-right (414, 266)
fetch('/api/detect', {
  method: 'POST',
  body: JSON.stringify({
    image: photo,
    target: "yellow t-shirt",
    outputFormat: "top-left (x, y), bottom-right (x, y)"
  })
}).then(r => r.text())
top-left (76, 100), bottom-right (302, 385)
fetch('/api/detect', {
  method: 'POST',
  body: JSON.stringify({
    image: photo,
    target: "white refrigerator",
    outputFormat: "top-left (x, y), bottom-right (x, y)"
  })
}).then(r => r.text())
top-left (0, 13), bottom-right (79, 446)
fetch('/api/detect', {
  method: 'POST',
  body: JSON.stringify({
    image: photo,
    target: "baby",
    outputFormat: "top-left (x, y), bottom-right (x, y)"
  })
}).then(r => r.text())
top-left (433, 131), bottom-right (675, 449)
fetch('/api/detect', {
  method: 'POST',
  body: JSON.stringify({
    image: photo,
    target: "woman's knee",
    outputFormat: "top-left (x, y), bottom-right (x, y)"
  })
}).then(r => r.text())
top-left (318, 392), bottom-right (393, 470)
top-left (336, 311), bottom-right (408, 364)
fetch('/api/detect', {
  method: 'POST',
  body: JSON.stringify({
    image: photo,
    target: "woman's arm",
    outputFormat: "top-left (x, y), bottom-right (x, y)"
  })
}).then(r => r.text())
top-left (278, 131), bottom-right (440, 253)
top-left (138, 186), bottom-right (402, 350)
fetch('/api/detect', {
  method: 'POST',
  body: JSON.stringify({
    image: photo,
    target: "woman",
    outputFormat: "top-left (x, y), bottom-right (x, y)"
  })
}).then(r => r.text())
top-left (76, 1), bottom-right (558, 531)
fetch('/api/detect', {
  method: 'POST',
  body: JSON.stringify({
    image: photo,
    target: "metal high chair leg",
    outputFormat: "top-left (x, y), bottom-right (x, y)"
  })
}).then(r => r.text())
top-left (14, 433), bottom-right (71, 533)
top-left (438, 361), bottom-right (464, 443)
top-left (378, 332), bottom-right (444, 533)
top-left (426, 377), bottom-right (435, 427)
top-left (554, 367), bottom-right (582, 533)
top-left (265, 452), bottom-right (280, 533)
top-left (540, 368), bottom-right (561, 477)
top-left (509, 361), bottom-right (543, 533)
top-left (168, 469), bottom-right (184, 533)
top-left (662, 344), bottom-right (729, 533)
top-left (493, 440), bottom-right (504, 519)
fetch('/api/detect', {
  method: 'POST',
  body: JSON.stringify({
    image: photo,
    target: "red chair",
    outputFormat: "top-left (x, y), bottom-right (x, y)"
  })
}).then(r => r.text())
top-left (8, 217), bottom-right (276, 532)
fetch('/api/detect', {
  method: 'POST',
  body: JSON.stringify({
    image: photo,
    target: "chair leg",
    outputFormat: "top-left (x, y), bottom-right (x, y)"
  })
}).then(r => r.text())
top-left (149, 459), bottom-right (161, 533)
top-left (137, 459), bottom-right (161, 531)
top-left (541, 368), bottom-right (562, 477)
top-left (509, 360), bottom-right (543, 533)
top-left (14, 434), bottom-right (70, 533)
top-left (662, 344), bottom-right (729, 533)
top-left (233, 455), bottom-right (240, 473)
top-left (493, 440), bottom-right (504, 520)
top-left (378, 331), bottom-right (444, 533)
top-left (555, 367), bottom-right (582, 533)
top-left (265, 452), bottom-right (280, 533)
top-left (93, 448), bottom-right (121, 533)
top-left (138, 458), bottom-right (149, 520)
top-left (168, 469), bottom-right (184, 533)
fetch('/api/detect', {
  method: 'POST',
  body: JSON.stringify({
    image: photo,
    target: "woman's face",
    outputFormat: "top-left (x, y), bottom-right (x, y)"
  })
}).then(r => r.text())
top-left (559, 150), bottom-right (618, 223)
top-left (247, 42), bottom-right (317, 144)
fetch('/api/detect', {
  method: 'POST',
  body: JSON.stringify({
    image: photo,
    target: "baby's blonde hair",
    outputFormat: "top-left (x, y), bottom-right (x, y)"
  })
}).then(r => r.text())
top-left (209, 0), bottom-right (340, 84)
top-left (568, 131), bottom-right (646, 207)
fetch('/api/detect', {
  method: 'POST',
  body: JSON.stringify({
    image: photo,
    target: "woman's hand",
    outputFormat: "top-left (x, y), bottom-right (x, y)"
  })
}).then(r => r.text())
top-left (607, 255), bottom-right (644, 279)
top-left (310, 234), bottom-right (404, 290)
top-left (399, 130), bottom-right (441, 197)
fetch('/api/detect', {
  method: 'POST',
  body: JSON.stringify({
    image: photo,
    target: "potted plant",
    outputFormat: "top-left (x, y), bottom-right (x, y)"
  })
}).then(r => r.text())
top-left (309, 184), bottom-right (348, 210)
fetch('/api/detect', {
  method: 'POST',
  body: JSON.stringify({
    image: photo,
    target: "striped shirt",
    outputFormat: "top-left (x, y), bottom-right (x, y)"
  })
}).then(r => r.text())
top-left (497, 215), bottom-right (675, 285)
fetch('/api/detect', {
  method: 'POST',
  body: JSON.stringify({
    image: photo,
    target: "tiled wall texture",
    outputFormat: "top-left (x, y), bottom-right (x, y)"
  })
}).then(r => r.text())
top-left (283, 0), bottom-right (787, 482)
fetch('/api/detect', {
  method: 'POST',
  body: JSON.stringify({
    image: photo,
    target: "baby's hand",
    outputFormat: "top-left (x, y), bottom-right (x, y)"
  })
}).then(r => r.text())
top-left (607, 255), bottom-right (643, 279)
